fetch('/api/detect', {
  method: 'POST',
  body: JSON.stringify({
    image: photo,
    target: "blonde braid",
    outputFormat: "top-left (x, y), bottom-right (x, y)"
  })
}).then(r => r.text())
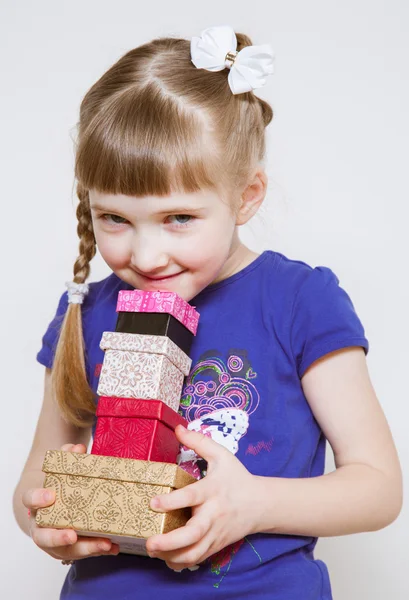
top-left (73, 184), bottom-right (97, 283)
top-left (51, 183), bottom-right (97, 428)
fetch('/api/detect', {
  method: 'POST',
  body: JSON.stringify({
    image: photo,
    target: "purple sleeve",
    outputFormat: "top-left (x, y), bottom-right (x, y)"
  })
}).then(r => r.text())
top-left (36, 291), bottom-right (69, 369)
top-left (290, 266), bottom-right (369, 379)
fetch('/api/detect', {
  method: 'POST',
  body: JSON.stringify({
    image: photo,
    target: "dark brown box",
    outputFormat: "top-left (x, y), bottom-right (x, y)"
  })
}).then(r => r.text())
top-left (115, 312), bottom-right (193, 355)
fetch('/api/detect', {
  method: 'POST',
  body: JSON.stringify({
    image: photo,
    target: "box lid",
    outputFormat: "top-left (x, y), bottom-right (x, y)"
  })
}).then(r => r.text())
top-left (42, 450), bottom-right (196, 488)
top-left (99, 331), bottom-right (192, 376)
top-left (97, 397), bottom-right (188, 430)
top-left (116, 290), bottom-right (200, 335)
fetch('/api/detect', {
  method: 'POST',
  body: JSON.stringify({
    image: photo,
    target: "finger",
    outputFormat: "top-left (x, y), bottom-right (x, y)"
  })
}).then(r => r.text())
top-left (46, 541), bottom-right (118, 561)
top-left (61, 444), bottom-right (76, 452)
top-left (62, 537), bottom-right (119, 559)
top-left (60, 444), bottom-right (87, 453)
top-left (174, 425), bottom-right (227, 463)
top-left (70, 537), bottom-right (113, 557)
top-left (22, 488), bottom-right (55, 510)
top-left (88, 542), bottom-right (120, 557)
top-left (32, 528), bottom-right (114, 555)
top-left (162, 531), bottom-right (214, 571)
top-left (147, 514), bottom-right (211, 555)
top-left (72, 444), bottom-right (87, 453)
top-left (150, 479), bottom-right (206, 512)
top-left (32, 526), bottom-right (78, 548)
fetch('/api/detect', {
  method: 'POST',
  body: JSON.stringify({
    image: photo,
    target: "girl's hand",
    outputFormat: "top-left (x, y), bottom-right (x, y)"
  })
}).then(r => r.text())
top-left (146, 425), bottom-right (260, 572)
top-left (23, 443), bottom-right (120, 561)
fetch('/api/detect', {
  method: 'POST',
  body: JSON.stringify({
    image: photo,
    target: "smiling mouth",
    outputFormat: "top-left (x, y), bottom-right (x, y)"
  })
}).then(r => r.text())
top-left (140, 272), bottom-right (184, 282)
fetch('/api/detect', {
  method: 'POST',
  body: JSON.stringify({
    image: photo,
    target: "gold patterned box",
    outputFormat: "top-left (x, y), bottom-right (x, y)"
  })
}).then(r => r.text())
top-left (97, 332), bottom-right (192, 412)
top-left (36, 450), bottom-right (196, 556)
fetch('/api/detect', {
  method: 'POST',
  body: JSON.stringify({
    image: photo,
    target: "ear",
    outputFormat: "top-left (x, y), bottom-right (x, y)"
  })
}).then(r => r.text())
top-left (235, 168), bottom-right (268, 226)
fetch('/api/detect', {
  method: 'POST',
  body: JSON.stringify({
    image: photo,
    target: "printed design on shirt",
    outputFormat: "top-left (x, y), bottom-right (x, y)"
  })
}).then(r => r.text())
top-left (177, 350), bottom-right (263, 588)
top-left (245, 438), bottom-right (274, 455)
top-left (177, 351), bottom-right (260, 478)
top-left (210, 537), bottom-right (263, 589)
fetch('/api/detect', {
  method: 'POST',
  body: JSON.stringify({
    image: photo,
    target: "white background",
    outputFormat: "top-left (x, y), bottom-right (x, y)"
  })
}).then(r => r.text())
top-left (1, 1), bottom-right (408, 598)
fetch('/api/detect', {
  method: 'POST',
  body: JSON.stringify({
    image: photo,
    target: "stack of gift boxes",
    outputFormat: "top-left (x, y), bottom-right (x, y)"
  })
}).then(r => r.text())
top-left (36, 290), bottom-right (200, 556)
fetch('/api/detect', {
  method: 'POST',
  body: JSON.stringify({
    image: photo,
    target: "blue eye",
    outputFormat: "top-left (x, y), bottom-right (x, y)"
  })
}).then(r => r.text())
top-left (168, 215), bottom-right (194, 228)
top-left (102, 214), bottom-right (128, 225)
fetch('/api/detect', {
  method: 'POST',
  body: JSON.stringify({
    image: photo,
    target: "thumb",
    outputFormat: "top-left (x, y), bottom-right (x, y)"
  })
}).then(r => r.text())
top-left (175, 424), bottom-right (228, 463)
top-left (22, 487), bottom-right (55, 511)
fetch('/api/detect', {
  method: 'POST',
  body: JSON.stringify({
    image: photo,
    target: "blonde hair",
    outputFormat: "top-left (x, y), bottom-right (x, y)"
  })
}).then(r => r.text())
top-left (52, 32), bottom-right (274, 427)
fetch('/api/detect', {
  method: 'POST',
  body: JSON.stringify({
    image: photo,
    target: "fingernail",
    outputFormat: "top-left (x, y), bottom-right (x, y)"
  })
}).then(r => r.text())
top-left (43, 491), bottom-right (53, 502)
top-left (188, 565), bottom-right (200, 571)
top-left (150, 497), bottom-right (160, 509)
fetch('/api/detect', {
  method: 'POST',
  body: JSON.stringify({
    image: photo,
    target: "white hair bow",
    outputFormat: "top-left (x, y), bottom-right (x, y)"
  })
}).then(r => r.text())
top-left (190, 25), bottom-right (275, 95)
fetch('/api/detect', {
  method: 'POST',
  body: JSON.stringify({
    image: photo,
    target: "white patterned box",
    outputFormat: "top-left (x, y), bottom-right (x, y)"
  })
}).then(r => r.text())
top-left (97, 332), bottom-right (191, 412)
top-left (99, 332), bottom-right (191, 375)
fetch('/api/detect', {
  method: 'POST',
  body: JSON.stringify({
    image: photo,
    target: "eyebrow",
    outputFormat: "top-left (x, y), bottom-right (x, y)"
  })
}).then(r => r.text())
top-left (90, 204), bottom-right (206, 215)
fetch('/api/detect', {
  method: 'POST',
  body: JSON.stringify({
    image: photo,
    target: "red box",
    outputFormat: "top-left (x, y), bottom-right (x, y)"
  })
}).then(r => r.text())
top-left (91, 397), bottom-right (188, 463)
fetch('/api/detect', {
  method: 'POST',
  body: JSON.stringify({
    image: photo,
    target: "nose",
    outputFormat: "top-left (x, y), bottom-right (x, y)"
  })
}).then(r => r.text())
top-left (130, 233), bottom-right (169, 275)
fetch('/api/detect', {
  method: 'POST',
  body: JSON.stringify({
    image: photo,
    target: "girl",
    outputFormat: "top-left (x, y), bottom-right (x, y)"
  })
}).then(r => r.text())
top-left (13, 24), bottom-right (402, 600)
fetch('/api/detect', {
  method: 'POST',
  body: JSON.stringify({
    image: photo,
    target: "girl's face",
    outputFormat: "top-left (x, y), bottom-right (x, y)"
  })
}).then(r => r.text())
top-left (89, 188), bottom-right (243, 301)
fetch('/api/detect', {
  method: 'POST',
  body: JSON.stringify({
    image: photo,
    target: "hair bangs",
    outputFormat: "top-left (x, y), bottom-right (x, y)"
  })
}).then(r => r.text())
top-left (74, 85), bottom-right (229, 198)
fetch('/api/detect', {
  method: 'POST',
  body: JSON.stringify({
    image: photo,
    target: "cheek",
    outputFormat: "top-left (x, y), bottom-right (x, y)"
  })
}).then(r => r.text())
top-left (95, 233), bottom-right (129, 266)
top-left (192, 216), bottom-right (234, 249)
top-left (199, 220), bottom-right (235, 255)
top-left (182, 236), bottom-right (230, 273)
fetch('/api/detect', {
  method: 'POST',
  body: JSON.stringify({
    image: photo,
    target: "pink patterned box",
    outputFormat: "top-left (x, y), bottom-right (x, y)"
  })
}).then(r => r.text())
top-left (97, 332), bottom-right (191, 412)
top-left (116, 290), bottom-right (200, 335)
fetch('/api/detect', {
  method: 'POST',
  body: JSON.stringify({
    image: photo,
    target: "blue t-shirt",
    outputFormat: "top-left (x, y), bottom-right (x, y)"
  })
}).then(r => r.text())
top-left (37, 250), bottom-right (369, 600)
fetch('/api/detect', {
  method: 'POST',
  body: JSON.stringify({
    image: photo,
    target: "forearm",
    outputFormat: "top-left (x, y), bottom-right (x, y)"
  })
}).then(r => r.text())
top-left (13, 468), bottom-right (46, 537)
top-left (253, 463), bottom-right (402, 537)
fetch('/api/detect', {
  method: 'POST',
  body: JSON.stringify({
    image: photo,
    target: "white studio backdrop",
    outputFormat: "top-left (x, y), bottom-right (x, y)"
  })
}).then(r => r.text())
top-left (1, 1), bottom-right (407, 598)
